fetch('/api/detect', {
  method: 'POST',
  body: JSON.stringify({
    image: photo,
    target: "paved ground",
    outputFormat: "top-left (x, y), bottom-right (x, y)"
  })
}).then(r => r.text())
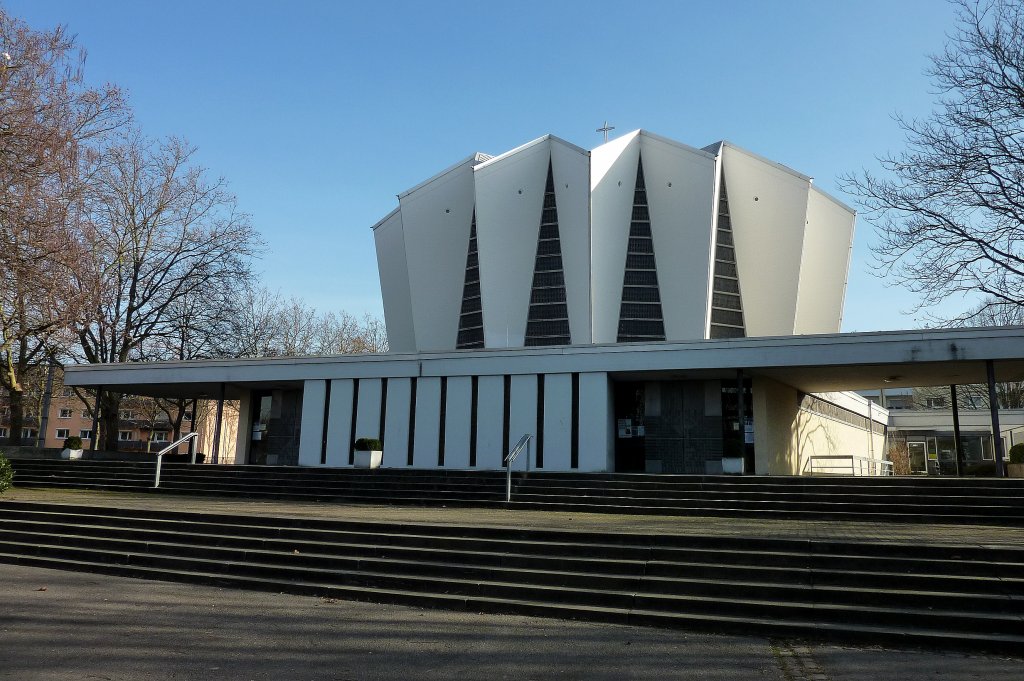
top-left (0, 564), bottom-right (1019, 681)
top-left (5, 486), bottom-right (1024, 546)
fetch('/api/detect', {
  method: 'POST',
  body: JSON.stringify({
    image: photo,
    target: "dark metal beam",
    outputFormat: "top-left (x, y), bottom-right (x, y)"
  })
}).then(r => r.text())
top-left (986, 360), bottom-right (1005, 477)
top-left (212, 383), bottom-right (225, 465)
top-left (89, 386), bottom-right (103, 452)
top-left (951, 384), bottom-right (964, 476)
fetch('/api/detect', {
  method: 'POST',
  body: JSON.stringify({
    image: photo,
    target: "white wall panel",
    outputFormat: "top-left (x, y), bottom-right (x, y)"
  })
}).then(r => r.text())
top-left (640, 133), bottom-right (717, 340)
top-left (399, 159), bottom-right (477, 351)
top-left (508, 374), bottom-right (538, 471)
top-left (795, 187), bottom-right (855, 334)
top-left (382, 377), bottom-right (411, 468)
top-left (550, 140), bottom-right (592, 344)
top-left (373, 210), bottom-right (416, 353)
top-left (577, 372), bottom-right (612, 472)
top-left (443, 376), bottom-right (472, 469)
top-left (475, 375), bottom-right (506, 469)
top-left (412, 377), bottom-right (441, 468)
top-left (475, 138), bottom-right (552, 348)
top-left (325, 379), bottom-right (354, 467)
top-left (354, 378), bottom-right (383, 445)
top-left (542, 373), bottom-right (573, 471)
top-left (590, 132), bottom-right (641, 343)
top-left (297, 380), bottom-right (326, 466)
top-left (234, 391), bottom-right (253, 465)
top-left (722, 144), bottom-right (810, 336)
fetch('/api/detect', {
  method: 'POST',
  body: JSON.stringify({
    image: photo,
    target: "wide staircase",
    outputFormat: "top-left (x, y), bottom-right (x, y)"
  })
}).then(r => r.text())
top-left (7, 458), bottom-right (1024, 525)
top-left (0, 499), bottom-right (1022, 650)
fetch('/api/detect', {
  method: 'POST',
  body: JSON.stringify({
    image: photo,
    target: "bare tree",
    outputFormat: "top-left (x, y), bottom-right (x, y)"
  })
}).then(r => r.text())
top-left (842, 0), bottom-right (1024, 318)
top-left (0, 9), bottom-right (126, 444)
top-left (74, 132), bottom-right (261, 450)
top-left (227, 284), bottom-right (286, 358)
top-left (225, 286), bottom-right (388, 358)
top-left (887, 431), bottom-right (912, 476)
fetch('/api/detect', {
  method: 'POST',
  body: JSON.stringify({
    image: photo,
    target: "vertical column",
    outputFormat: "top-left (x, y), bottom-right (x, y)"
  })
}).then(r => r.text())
top-left (543, 373), bottom-right (573, 471)
top-left (412, 377), bottom-right (441, 468)
top-left (212, 383), bottom-right (226, 464)
top-left (951, 384), bottom-right (964, 476)
top-left (325, 379), bottom-right (355, 466)
top-left (509, 374), bottom-right (538, 471)
top-left (987, 360), bottom-right (1006, 477)
top-left (233, 390), bottom-right (253, 465)
top-left (443, 376), bottom-right (472, 469)
top-left (475, 375), bottom-right (506, 470)
top-left (297, 379), bottom-right (327, 466)
top-left (382, 378), bottom-right (412, 468)
top-left (90, 386), bottom-right (103, 452)
top-left (578, 372), bottom-right (613, 472)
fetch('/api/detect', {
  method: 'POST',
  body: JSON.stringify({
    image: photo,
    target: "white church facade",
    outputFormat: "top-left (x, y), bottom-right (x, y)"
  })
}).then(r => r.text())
top-left (64, 131), bottom-right (1024, 476)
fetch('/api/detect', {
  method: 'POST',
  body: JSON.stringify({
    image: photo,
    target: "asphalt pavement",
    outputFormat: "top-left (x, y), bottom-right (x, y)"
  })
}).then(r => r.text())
top-left (0, 563), bottom-right (1020, 681)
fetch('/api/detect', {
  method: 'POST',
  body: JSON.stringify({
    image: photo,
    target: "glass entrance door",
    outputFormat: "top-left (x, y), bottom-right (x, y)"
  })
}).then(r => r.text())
top-left (248, 393), bottom-right (273, 465)
top-left (908, 441), bottom-right (927, 474)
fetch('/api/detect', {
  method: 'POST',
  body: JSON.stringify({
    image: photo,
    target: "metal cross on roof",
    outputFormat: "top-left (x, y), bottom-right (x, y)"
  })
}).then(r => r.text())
top-left (596, 121), bottom-right (615, 143)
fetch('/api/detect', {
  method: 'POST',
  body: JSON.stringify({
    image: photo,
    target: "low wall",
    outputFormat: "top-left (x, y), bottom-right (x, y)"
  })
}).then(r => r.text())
top-left (0, 446), bottom-right (205, 463)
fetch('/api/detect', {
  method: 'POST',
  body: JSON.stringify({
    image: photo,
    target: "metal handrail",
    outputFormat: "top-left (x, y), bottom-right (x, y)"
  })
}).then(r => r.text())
top-left (505, 433), bottom-right (533, 502)
top-left (805, 454), bottom-right (894, 477)
top-left (154, 432), bottom-right (201, 488)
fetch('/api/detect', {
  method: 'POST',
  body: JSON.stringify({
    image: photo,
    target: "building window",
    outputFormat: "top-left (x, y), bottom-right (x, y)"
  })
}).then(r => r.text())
top-left (151, 431), bottom-right (169, 443)
top-left (0, 427), bottom-right (7, 438)
top-left (709, 176), bottom-right (746, 340)
top-left (119, 410), bottom-right (135, 420)
top-left (617, 154), bottom-right (665, 343)
top-left (0, 406), bottom-right (9, 416)
top-left (59, 408), bottom-right (73, 419)
top-left (55, 428), bottom-right (70, 440)
top-left (925, 397), bottom-right (946, 409)
top-left (119, 430), bottom-right (133, 441)
top-left (22, 428), bottom-right (38, 440)
top-left (81, 409), bottom-right (91, 419)
top-left (525, 159), bottom-right (571, 347)
top-left (79, 430), bottom-right (93, 440)
top-left (183, 411), bottom-right (193, 422)
top-left (456, 209), bottom-right (485, 349)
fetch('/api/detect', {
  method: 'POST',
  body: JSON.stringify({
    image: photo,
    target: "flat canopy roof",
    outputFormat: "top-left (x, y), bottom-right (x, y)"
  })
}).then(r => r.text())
top-left (61, 326), bottom-right (1024, 400)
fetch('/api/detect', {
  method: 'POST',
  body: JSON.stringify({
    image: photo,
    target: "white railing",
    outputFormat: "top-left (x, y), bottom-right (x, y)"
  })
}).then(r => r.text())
top-left (153, 432), bottom-right (201, 488)
top-left (805, 455), bottom-right (894, 477)
top-left (505, 433), bottom-right (532, 502)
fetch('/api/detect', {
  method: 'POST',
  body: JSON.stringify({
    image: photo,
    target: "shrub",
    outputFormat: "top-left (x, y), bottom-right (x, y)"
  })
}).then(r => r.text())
top-left (353, 438), bottom-right (382, 451)
top-left (63, 436), bottom-right (83, 450)
top-left (963, 461), bottom-right (998, 477)
top-left (1009, 443), bottom-right (1024, 465)
top-left (0, 453), bottom-right (12, 494)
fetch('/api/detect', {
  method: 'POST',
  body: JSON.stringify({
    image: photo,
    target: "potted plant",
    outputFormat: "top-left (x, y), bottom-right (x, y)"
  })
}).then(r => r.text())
top-left (61, 436), bottom-right (84, 460)
top-left (1008, 443), bottom-right (1024, 478)
top-left (721, 439), bottom-right (745, 475)
top-left (353, 438), bottom-right (383, 469)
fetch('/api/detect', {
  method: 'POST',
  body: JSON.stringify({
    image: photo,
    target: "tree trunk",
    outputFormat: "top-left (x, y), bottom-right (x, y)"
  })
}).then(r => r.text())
top-left (101, 391), bottom-right (122, 452)
top-left (8, 389), bottom-right (24, 446)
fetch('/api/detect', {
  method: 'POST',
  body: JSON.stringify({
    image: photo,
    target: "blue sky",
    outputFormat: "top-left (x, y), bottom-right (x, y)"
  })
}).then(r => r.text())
top-left (7, 0), bottom-right (966, 331)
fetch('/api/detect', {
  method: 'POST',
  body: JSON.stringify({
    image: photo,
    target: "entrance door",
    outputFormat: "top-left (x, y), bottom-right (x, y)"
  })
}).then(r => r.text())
top-left (908, 441), bottom-right (926, 474)
top-left (248, 392), bottom-right (273, 465)
top-left (613, 382), bottom-right (647, 472)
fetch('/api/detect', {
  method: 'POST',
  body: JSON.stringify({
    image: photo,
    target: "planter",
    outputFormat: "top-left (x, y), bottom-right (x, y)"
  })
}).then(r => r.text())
top-left (60, 448), bottom-right (83, 460)
top-left (354, 449), bottom-right (383, 469)
top-left (1007, 463), bottom-right (1024, 478)
top-left (722, 456), bottom-right (745, 475)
